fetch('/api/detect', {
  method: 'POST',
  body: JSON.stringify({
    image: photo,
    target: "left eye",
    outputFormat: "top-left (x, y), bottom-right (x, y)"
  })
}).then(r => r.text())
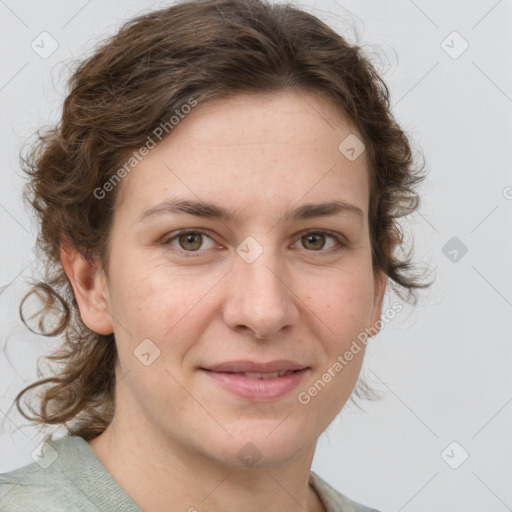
top-left (294, 231), bottom-right (342, 251)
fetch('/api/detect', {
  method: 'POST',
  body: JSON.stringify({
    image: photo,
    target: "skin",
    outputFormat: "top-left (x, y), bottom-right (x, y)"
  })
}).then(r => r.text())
top-left (61, 89), bottom-right (387, 512)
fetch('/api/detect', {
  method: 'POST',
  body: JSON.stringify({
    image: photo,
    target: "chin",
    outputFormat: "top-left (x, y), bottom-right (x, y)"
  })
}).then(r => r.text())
top-left (207, 419), bottom-right (315, 468)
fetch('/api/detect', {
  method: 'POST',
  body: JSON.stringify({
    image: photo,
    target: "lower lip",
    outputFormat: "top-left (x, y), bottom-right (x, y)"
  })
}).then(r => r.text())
top-left (201, 368), bottom-right (308, 401)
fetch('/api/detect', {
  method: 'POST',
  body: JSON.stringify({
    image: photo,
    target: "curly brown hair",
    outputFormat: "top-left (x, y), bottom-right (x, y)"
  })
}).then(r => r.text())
top-left (10, 0), bottom-right (430, 442)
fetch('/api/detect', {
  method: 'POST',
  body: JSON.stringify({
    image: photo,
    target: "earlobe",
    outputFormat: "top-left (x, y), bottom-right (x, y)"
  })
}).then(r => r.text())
top-left (60, 242), bottom-right (114, 335)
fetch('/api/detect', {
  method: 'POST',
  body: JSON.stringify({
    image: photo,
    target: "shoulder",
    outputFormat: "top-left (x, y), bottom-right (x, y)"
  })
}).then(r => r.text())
top-left (0, 434), bottom-right (138, 512)
top-left (0, 466), bottom-right (59, 511)
top-left (0, 436), bottom-right (85, 511)
top-left (309, 470), bottom-right (383, 512)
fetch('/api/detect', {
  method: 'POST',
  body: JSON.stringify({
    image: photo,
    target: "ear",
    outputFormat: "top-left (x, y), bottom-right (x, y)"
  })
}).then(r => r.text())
top-left (60, 241), bottom-right (114, 335)
top-left (368, 269), bottom-right (387, 337)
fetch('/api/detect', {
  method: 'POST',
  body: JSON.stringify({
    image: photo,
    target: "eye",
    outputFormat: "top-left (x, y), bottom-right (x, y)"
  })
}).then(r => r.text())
top-left (163, 230), bottom-right (216, 253)
top-left (293, 230), bottom-right (346, 253)
top-left (161, 228), bottom-right (346, 257)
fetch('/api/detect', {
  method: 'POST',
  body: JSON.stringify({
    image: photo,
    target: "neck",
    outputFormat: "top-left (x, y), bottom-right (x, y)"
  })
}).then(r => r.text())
top-left (87, 405), bottom-right (325, 512)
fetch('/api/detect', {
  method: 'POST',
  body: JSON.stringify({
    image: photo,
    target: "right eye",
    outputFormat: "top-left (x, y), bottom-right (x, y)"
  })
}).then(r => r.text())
top-left (162, 229), bottom-right (217, 255)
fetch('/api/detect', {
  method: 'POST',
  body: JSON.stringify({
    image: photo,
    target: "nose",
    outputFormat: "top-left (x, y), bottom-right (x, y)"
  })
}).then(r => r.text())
top-left (222, 244), bottom-right (299, 339)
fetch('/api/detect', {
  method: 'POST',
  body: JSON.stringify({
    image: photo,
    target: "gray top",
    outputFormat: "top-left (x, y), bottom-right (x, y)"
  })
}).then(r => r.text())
top-left (0, 435), bottom-right (381, 511)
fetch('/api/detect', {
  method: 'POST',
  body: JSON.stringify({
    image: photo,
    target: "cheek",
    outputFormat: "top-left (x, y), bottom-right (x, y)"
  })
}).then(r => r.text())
top-left (108, 266), bottom-right (200, 409)
top-left (108, 261), bottom-right (215, 358)
top-left (304, 264), bottom-right (376, 335)
top-left (305, 274), bottom-right (373, 399)
top-left (109, 253), bottom-right (179, 321)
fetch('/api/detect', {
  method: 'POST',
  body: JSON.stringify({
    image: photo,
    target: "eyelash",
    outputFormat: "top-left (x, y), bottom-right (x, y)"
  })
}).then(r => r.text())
top-left (161, 229), bottom-right (347, 257)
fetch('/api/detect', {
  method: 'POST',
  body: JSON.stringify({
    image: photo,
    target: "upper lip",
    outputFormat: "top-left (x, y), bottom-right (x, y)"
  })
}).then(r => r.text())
top-left (202, 360), bottom-right (309, 373)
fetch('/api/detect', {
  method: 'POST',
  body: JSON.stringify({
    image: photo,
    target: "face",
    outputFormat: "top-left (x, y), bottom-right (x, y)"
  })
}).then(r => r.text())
top-left (77, 90), bottom-right (385, 467)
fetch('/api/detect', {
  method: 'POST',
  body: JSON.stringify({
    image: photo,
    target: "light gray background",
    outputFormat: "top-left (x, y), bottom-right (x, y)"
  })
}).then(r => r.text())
top-left (1, 1), bottom-right (511, 511)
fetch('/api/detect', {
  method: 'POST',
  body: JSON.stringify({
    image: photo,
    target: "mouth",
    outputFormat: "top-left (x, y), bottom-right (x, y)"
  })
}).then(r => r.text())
top-left (200, 367), bottom-right (309, 400)
top-left (202, 359), bottom-right (308, 374)
top-left (203, 369), bottom-right (299, 379)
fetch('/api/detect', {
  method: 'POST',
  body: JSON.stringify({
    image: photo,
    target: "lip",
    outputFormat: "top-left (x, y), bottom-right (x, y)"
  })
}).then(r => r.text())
top-left (203, 359), bottom-right (308, 373)
top-left (200, 366), bottom-right (309, 401)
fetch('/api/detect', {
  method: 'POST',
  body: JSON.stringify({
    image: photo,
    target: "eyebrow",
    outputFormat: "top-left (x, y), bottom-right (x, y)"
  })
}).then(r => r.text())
top-left (138, 198), bottom-right (364, 225)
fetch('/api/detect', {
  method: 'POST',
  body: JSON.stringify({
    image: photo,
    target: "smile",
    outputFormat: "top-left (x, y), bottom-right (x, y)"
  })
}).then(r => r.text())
top-left (200, 368), bottom-right (308, 400)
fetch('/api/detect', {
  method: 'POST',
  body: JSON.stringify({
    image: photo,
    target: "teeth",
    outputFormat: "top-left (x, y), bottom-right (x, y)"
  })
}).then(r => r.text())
top-left (242, 370), bottom-right (294, 379)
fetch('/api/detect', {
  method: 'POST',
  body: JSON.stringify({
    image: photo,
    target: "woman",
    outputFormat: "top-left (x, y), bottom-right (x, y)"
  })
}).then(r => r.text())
top-left (0, 0), bottom-right (428, 510)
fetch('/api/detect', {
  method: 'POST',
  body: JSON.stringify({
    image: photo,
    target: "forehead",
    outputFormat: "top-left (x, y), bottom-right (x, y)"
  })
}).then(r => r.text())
top-left (114, 89), bottom-right (370, 219)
